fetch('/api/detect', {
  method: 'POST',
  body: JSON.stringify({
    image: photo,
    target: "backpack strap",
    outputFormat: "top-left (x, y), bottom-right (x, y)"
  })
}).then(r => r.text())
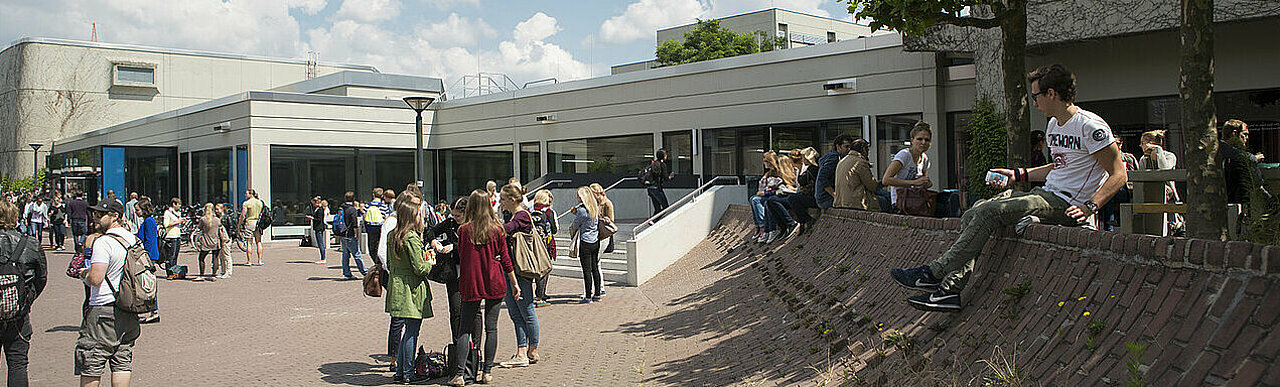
top-left (99, 233), bottom-right (135, 297)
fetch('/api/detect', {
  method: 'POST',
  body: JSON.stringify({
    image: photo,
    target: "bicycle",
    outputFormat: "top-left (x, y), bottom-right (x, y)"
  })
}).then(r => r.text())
top-left (180, 205), bottom-right (204, 249)
top-left (223, 215), bottom-right (250, 253)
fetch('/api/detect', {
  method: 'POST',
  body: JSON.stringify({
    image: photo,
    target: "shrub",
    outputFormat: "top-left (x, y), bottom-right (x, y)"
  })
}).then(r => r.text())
top-left (966, 97), bottom-right (1007, 203)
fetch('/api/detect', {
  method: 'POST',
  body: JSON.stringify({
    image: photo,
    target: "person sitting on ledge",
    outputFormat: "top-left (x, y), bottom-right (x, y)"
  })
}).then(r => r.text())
top-left (888, 63), bottom-right (1128, 312)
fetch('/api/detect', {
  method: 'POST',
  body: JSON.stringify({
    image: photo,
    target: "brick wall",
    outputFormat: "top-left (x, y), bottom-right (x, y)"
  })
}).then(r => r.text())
top-left (711, 204), bottom-right (1280, 385)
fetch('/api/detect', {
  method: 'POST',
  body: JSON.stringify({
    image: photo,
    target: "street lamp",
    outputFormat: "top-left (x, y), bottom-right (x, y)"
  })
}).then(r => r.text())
top-left (403, 96), bottom-right (435, 189)
top-left (28, 142), bottom-right (42, 186)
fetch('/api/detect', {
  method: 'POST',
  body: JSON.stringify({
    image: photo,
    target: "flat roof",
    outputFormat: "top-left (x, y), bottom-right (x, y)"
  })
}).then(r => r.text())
top-left (4, 37), bottom-right (379, 72)
top-left (440, 32), bottom-right (902, 107)
top-left (657, 8), bottom-right (871, 33)
top-left (272, 70), bottom-right (443, 94)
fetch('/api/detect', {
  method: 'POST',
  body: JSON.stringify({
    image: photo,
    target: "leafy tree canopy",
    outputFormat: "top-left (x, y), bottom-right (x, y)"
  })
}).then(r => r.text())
top-left (845, 0), bottom-right (1006, 35)
top-left (656, 19), bottom-right (783, 66)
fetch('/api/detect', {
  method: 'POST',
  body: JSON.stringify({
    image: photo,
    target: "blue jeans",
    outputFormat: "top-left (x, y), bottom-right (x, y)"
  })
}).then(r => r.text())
top-left (27, 223), bottom-right (42, 246)
top-left (393, 317), bottom-right (422, 379)
top-left (763, 195), bottom-right (795, 232)
top-left (504, 276), bottom-right (539, 347)
top-left (340, 236), bottom-right (366, 277)
top-left (749, 196), bottom-right (771, 228)
top-left (313, 229), bottom-right (327, 261)
top-left (647, 187), bottom-right (669, 217)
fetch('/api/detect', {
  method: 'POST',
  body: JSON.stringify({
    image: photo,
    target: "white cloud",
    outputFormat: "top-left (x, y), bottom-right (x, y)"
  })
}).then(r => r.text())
top-left (0, 0), bottom-right (320, 58)
top-left (334, 0), bottom-right (401, 23)
top-left (513, 12), bottom-right (560, 43)
top-left (420, 0), bottom-right (480, 9)
top-left (415, 13), bottom-right (496, 47)
top-left (598, 0), bottom-right (708, 44)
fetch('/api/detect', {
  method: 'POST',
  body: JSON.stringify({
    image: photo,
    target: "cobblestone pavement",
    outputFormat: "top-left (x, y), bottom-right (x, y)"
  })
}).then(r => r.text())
top-left (25, 232), bottom-right (762, 387)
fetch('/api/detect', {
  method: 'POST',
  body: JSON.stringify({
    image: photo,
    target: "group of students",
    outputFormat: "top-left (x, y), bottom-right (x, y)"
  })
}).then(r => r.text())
top-left (371, 176), bottom-right (617, 384)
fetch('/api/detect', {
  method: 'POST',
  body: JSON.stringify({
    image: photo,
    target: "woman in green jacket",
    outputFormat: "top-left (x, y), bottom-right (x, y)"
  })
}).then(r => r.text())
top-left (385, 192), bottom-right (434, 383)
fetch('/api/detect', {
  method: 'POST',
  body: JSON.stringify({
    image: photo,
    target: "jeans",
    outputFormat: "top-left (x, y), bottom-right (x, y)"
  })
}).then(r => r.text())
top-left (366, 225), bottom-right (382, 264)
top-left (51, 223), bottom-right (65, 248)
top-left (928, 188), bottom-right (1074, 291)
top-left (1, 315), bottom-right (31, 387)
top-left (26, 223), bottom-right (42, 247)
top-left (787, 193), bottom-right (819, 224)
top-left (579, 240), bottom-right (602, 298)
top-left (504, 276), bottom-right (539, 347)
top-left (445, 280), bottom-right (480, 350)
top-left (749, 195), bottom-right (771, 228)
top-left (647, 187), bottom-right (669, 217)
top-left (71, 219), bottom-right (88, 254)
top-left (393, 317), bottom-right (422, 379)
top-left (1099, 187), bottom-right (1132, 231)
top-left (313, 229), bottom-right (327, 261)
top-left (763, 195), bottom-right (795, 232)
top-left (340, 236), bottom-right (366, 278)
top-left (162, 238), bottom-right (181, 270)
top-left (454, 299), bottom-right (501, 375)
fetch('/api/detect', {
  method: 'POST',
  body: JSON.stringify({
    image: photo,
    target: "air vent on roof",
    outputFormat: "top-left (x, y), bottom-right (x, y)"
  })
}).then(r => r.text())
top-left (823, 78), bottom-right (857, 95)
top-left (535, 114), bottom-right (557, 124)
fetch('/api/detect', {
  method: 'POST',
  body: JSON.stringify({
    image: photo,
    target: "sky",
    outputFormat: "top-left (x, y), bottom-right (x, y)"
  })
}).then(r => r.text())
top-left (0, 0), bottom-right (857, 89)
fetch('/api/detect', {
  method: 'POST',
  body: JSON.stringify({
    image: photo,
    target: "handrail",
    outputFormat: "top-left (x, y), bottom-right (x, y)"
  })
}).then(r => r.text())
top-left (523, 77), bottom-right (558, 88)
top-left (555, 176), bottom-right (639, 222)
top-left (629, 175), bottom-right (742, 238)
top-left (524, 179), bottom-right (572, 200)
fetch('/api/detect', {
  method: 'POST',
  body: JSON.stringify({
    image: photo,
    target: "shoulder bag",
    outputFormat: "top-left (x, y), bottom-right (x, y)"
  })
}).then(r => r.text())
top-left (895, 187), bottom-right (938, 217)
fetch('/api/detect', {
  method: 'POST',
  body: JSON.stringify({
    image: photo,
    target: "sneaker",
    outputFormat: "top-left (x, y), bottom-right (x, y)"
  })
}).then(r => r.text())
top-left (1015, 215), bottom-right (1041, 236)
top-left (752, 227), bottom-right (762, 240)
top-left (445, 375), bottom-right (465, 386)
top-left (907, 289), bottom-right (962, 312)
top-left (763, 230), bottom-right (778, 244)
top-left (499, 355), bottom-right (530, 368)
top-left (591, 296), bottom-right (602, 302)
top-left (140, 313), bottom-right (161, 324)
top-left (578, 298), bottom-right (592, 304)
top-left (534, 300), bottom-right (551, 308)
top-left (889, 265), bottom-right (942, 291)
top-left (786, 222), bottom-right (803, 239)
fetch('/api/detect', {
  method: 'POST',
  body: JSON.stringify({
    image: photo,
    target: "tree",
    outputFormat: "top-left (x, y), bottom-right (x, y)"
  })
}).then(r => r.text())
top-left (655, 19), bottom-right (783, 67)
top-left (846, 0), bottom-right (1033, 169)
top-left (1180, 0), bottom-right (1226, 240)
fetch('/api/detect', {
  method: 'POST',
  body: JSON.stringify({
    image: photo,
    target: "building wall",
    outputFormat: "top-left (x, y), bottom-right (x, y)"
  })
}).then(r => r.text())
top-left (1, 39), bottom-right (375, 178)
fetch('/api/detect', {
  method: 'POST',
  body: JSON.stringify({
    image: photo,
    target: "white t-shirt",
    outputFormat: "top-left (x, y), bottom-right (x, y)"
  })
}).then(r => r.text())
top-left (1044, 108), bottom-right (1115, 206)
top-left (164, 208), bottom-right (183, 239)
top-left (25, 202), bottom-right (47, 224)
top-left (85, 228), bottom-right (138, 306)
top-left (889, 148), bottom-right (930, 204)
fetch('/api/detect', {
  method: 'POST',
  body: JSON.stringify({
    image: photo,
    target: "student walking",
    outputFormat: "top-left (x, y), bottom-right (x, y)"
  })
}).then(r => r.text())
top-left (448, 189), bottom-right (519, 386)
top-left (68, 192), bottom-right (90, 254)
top-left (75, 200), bottom-right (142, 387)
top-left (498, 184), bottom-right (540, 368)
top-left (571, 187), bottom-right (602, 303)
top-left (337, 192), bottom-right (367, 279)
top-left (22, 196), bottom-right (46, 248)
top-left (384, 193), bottom-right (435, 384)
top-left (49, 196), bottom-right (67, 250)
top-left (643, 149), bottom-right (674, 217)
top-left (0, 200), bottom-right (49, 387)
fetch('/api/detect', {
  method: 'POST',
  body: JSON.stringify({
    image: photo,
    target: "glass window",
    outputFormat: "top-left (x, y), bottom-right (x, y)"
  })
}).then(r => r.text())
top-left (520, 142), bottom-right (541, 183)
top-left (547, 134), bottom-right (654, 175)
top-left (115, 66), bottom-right (154, 85)
top-left (439, 144), bottom-right (513, 201)
top-left (191, 149), bottom-right (232, 207)
top-left (703, 129), bottom-right (738, 176)
top-left (661, 131), bottom-right (693, 175)
top-left (270, 146), bottom-right (356, 226)
top-left (178, 152), bottom-right (189, 203)
top-left (772, 123), bottom-right (819, 153)
top-left (126, 147), bottom-right (177, 203)
top-left (357, 147), bottom-right (417, 201)
top-left (946, 112), bottom-right (974, 193)
top-left (876, 113), bottom-right (924, 174)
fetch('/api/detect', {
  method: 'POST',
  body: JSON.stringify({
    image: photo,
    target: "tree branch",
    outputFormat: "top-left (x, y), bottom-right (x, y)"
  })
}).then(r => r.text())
top-left (936, 13), bottom-right (1002, 29)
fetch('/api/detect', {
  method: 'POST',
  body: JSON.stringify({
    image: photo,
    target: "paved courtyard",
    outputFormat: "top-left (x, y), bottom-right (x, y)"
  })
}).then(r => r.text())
top-left (23, 228), bottom-right (766, 386)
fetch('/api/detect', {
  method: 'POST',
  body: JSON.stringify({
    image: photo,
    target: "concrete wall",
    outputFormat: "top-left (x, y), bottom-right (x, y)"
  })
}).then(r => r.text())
top-left (626, 185), bottom-right (747, 285)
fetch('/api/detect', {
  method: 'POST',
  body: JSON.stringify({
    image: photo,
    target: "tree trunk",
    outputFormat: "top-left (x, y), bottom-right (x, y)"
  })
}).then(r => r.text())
top-left (1180, 0), bottom-right (1226, 240)
top-left (1000, 0), bottom-right (1031, 169)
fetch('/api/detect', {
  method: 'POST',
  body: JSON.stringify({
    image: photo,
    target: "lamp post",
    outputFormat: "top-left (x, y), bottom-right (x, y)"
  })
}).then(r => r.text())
top-left (28, 142), bottom-right (42, 189)
top-left (402, 96), bottom-right (436, 189)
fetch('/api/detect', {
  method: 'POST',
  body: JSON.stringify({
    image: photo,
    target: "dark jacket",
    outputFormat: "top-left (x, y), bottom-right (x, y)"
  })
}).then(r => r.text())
top-left (338, 203), bottom-right (361, 238)
top-left (67, 198), bottom-right (90, 221)
top-left (1221, 140), bottom-right (1269, 204)
top-left (646, 160), bottom-right (670, 189)
top-left (797, 165), bottom-right (818, 195)
top-left (0, 229), bottom-right (47, 313)
top-left (424, 216), bottom-right (461, 281)
top-left (814, 150), bottom-right (841, 207)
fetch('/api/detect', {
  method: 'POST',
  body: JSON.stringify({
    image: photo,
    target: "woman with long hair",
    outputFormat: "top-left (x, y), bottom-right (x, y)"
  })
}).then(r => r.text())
top-left (587, 183), bottom-right (615, 252)
top-left (530, 190), bottom-right (557, 307)
top-left (214, 203), bottom-right (233, 279)
top-left (385, 193), bottom-right (435, 383)
top-left (497, 184), bottom-right (541, 368)
top-left (194, 202), bottom-right (227, 280)
top-left (304, 197), bottom-right (329, 264)
top-left (449, 190), bottom-right (519, 386)
top-left (133, 198), bottom-right (162, 323)
top-left (571, 186), bottom-right (602, 303)
top-left (422, 196), bottom-right (475, 374)
top-left (752, 152), bottom-right (784, 242)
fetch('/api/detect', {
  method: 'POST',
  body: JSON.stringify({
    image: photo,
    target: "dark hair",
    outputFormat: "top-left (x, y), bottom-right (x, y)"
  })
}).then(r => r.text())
top-left (1027, 64), bottom-right (1077, 103)
top-left (453, 196), bottom-right (469, 212)
top-left (1221, 119), bottom-right (1247, 140)
top-left (344, 191), bottom-right (355, 202)
top-left (851, 138), bottom-right (869, 155)
top-left (910, 121), bottom-right (932, 138)
top-left (832, 134), bottom-right (855, 150)
top-left (655, 149), bottom-right (668, 162)
top-left (135, 198), bottom-right (154, 218)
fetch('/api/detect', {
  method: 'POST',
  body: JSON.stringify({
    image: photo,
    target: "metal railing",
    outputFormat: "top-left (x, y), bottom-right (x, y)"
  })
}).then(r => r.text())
top-left (555, 176), bottom-right (638, 222)
top-left (524, 179), bottom-right (572, 200)
top-left (629, 176), bottom-right (742, 238)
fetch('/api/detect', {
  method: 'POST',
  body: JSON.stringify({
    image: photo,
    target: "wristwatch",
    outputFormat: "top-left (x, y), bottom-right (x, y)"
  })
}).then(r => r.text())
top-left (1083, 200), bottom-right (1099, 213)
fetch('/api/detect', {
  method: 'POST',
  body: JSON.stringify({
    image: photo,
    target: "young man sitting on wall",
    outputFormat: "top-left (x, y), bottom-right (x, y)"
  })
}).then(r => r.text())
top-left (888, 64), bottom-right (1129, 312)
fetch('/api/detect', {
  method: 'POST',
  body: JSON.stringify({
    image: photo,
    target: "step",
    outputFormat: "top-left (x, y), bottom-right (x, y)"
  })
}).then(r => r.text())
top-left (552, 256), bottom-right (629, 272)
top-left (553, 238), bottom-right (629, 254)
top-left (550, 264), bottom-right (628, 283)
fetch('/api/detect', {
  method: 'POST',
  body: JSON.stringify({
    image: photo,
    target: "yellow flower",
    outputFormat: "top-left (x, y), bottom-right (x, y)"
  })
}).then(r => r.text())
top-left (1057, 301), bottom-right (1065, 307)
top-left (1077, 296), bottom-right (1087, 301)
top-left (1083, 311), bottom-right (1091, 317)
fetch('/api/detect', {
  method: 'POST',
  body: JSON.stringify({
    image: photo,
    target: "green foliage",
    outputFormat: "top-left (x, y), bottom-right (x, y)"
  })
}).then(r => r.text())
top-left (1239, 175), bottom-right (1280, 246)
top-left (655, 20), bottom-right (778, 66)
top-left (999, 281), bottom-right (1031, 319)
top-left (845, 0), bottom-right (990, 35)
top-left (966, 98), bottom-right (1008, 201)
top-left (1085, 320), bottom-right (1106, 351)
top-left (0, 169), bottom-right (47, 192)
top-left (1124, 341), bottom-right (1148, 387)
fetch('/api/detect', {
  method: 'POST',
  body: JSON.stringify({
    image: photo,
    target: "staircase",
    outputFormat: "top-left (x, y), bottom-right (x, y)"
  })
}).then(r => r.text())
top-left (548, 219), bottom-right (644, 284)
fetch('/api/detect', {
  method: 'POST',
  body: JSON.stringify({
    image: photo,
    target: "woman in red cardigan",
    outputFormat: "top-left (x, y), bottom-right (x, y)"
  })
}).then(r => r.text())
top-left (448, 189), bottom-right (520, 386)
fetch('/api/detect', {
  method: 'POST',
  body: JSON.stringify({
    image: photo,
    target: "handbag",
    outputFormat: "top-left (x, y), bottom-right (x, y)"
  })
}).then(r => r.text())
top-left (567, 228), bottom-right (581, 259)
top-left (895, 187), bottom-right (938, 217)
top-left (363, 263), bottom-right (386, 297)
top-left (66, 251), bottom-right (87, 279)
top-left (512, 229), bottom-right (553, 279)
top-left (597, 216), bottom-right (617, 239)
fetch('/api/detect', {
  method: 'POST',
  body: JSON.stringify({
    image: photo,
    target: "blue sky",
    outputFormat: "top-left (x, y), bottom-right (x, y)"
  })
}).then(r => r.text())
top-left (0, 0), bottom-right (856, 87)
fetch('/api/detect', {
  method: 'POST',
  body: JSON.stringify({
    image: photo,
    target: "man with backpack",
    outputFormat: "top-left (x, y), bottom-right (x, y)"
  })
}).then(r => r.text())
top-left (364, 188), bottom-right (388, 262)
top-left (1, 200), bottom-right (48, 387)
top-left (76, 199), bottom-right (149, 387)
top-left (336, 191), bottom-right (367, 280)
top-left (642, 149), bottom-right (675, 217)
top-left (240, 189), bottom-right (267, 266)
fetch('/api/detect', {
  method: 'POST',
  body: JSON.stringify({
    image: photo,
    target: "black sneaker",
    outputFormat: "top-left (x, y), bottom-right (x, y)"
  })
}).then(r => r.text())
top-left (889, 265), bottom-right (941, 291)
top-left (907, 289), bottom-right (962, 312)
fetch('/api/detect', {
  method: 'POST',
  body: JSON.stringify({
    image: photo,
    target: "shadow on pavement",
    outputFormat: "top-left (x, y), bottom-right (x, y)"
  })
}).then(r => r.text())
top-left (45, 325), bottom-right (79, 333)
top-left (318, 361), bottom-right (392, 386)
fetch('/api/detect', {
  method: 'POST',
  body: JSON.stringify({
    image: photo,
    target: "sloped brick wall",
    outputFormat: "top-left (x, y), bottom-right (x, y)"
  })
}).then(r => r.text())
top-left (711, 204), bottom-right (1280, 385)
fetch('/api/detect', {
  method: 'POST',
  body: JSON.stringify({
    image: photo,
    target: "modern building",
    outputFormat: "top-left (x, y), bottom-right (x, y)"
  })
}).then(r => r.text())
top-left (611, 8), bottom-right (887, 74)
top-left (51, 9), bottom-right (1280, 240)
top-left (0, 37), bottom-right (378, 180)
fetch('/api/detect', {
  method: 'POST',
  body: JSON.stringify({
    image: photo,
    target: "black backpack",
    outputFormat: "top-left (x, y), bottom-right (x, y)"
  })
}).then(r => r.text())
top-left (639, 162), bottom-right (658, 186)
top-left (255, 200), bottom-right (273, 232)
top-left (0, 234), bottom-right (33, 322)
